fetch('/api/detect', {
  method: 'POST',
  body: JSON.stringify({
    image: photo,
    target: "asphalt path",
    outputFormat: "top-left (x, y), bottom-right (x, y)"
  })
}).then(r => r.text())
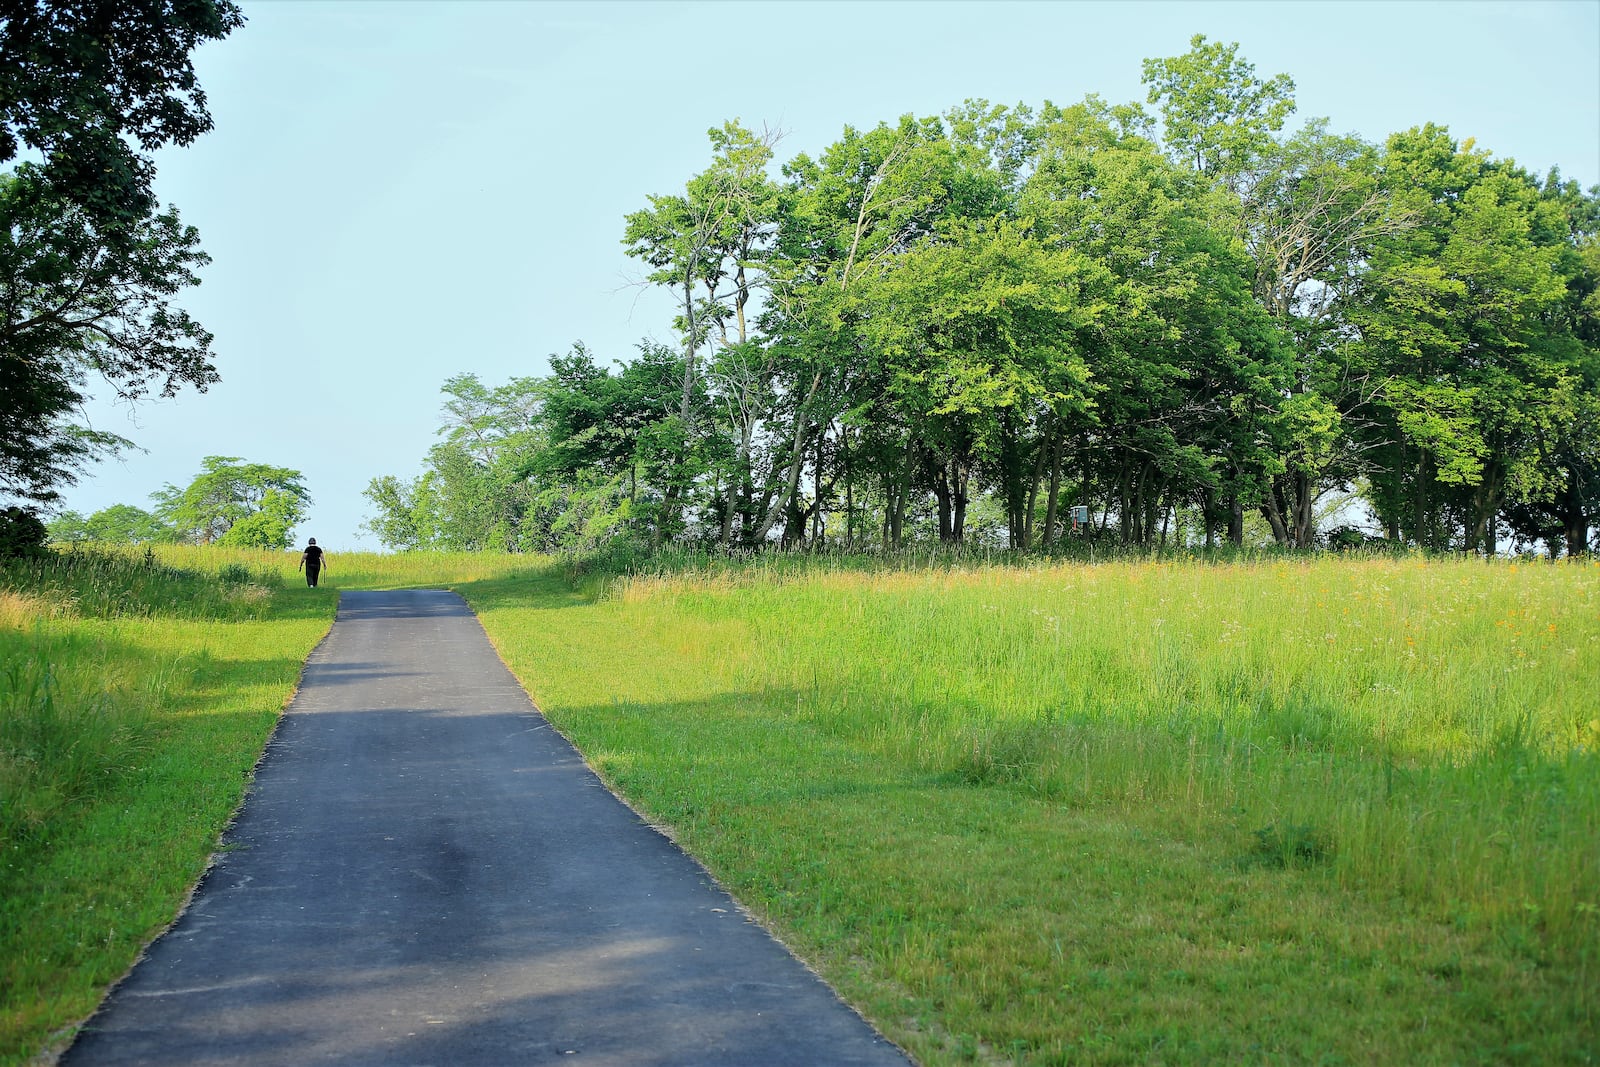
top-left (64, 589), bottom-right (912, 1067)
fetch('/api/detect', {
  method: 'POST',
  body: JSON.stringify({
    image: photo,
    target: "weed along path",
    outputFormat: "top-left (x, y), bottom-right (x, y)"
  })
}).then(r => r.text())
top-left (63, 589), bottom-right (910, 1067)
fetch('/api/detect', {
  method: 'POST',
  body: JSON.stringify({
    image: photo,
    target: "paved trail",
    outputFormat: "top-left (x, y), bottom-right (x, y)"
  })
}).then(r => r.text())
top-left (65, 589), bottom-right (911, 1067)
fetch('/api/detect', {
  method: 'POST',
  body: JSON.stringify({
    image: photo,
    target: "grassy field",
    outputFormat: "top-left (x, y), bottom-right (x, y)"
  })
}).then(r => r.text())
top-left (3, 546), bottom-right (1596, 1064)
top-left (457, 553), bottom-right (1600, 1065)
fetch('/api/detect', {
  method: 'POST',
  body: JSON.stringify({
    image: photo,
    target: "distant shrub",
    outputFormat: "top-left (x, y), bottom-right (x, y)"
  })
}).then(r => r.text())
top-left (217, 562), bottom-right (253, 584)
top-left (0, 507), bottom-right (48, 560)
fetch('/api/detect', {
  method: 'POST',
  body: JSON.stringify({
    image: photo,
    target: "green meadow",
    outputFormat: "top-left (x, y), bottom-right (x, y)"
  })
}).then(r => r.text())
top-left (3, 547), bottom-right (1596, 1064)
top-left (467, 553), bottom-right (1600, 1065)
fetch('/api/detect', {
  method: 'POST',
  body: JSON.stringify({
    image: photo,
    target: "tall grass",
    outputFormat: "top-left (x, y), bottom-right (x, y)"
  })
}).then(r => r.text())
top-left (611, 556), bottom-right (1600, 955)
top-left (322, 548), bottom-right (547, 590)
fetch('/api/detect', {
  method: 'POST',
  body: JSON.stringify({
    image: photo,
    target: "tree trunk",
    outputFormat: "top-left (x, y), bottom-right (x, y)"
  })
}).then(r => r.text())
top-left (1567, 515), bottom-right (1588, 557)
top-left (1292, 471), bottom-right (1315, 548)
top-left (811, 427), bottom-right (826, 546)
top-left (1157, 482), bottom-right (1172, 553)
top-left (752, 388), bottom-right (818, 545)
top-left (1022, 422), bottom-right (1051, 550)
top-left (999, 415), bottom-right (1020, 548)
top-left (1043, 436), bottom-right (1063, 548)
top-left (890, 483), bottom-right (906, 548)
top-left (1118, 458), bottom-right (1135, 545)
top-left (1142, 467), bottom-right (1162, 549)
top-left (1259, 486), bottom-right (1290, 544)
top-left (1228, 493), bottom-right (1244, 548)
top-left (1563, 474), bottom-right (1589, 556)
top-left (842, 426), bottom-right (854, 551)
top-left (1414, 451), bottom-right (1431, 551)
top-left (952, 460), bottom-right (970, 544)
top-left (933, 464), bottom-right (953, 543)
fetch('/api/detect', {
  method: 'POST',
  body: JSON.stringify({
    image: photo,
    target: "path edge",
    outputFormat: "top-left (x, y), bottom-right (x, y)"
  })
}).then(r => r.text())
top-left (454, 587), bottom-right (918, 1066)
top-left (40, 599), bottom-right (344, 1066)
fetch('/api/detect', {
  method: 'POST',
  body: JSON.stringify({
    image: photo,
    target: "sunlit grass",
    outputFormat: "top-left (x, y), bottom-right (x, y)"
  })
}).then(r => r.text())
top-left (6, 545), bottom-right (1596, 1065)
top-left (460, 552), bottom-right (1600, 1065)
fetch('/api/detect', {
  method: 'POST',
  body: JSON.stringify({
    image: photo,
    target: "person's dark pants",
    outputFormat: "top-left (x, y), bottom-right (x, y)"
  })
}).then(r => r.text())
top-left (305, 565), bottom-right (320, 587)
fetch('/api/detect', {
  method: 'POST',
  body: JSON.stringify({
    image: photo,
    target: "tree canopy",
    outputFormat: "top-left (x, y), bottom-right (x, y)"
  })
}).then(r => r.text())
top-left (358, 39), bottom-right (1597, 557)
top-left (155, 456), bottom-right (310, 549)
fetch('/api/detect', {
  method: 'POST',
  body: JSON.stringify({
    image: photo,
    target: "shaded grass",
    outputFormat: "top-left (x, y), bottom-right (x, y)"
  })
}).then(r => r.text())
top-left (458, 554), bottom-right (1599, 1065)
top-left (0, 547), bottom-right (334, 1065)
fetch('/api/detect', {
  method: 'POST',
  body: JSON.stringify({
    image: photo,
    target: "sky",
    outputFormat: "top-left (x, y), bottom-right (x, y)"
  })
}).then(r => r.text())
top-left (58, 0), bottom-right (1600, 551)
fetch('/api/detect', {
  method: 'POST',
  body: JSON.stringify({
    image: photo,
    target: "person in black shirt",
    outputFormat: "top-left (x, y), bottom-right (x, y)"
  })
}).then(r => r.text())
top-left (298, 538), bottom-right (327, 587)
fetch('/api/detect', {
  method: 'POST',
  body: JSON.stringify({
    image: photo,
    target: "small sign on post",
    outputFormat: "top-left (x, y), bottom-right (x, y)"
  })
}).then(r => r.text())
top-left (1070, 505), bottom-right (1089, 532)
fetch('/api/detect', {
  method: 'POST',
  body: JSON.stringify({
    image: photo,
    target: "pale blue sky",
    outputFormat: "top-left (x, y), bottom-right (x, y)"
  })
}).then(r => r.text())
top-left (63, 0), bottom-right (1600, 550)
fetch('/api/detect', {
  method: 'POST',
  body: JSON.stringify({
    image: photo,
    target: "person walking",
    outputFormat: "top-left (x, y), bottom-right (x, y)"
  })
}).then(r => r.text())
top-left (298, 538), bottom-right (327, 587)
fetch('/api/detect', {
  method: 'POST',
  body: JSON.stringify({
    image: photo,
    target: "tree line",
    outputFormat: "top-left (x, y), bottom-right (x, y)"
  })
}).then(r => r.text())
top-left (365, 36), bottom-right (1599, 558)
top-left (47, 455), bottom-right (311, 549)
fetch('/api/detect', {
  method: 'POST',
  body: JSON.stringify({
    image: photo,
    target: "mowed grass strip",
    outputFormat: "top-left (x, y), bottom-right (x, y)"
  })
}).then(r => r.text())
top-left (0, 547), bottom-right (335, 1066)
top-left (460, 555), bottom-right (1600, 1066)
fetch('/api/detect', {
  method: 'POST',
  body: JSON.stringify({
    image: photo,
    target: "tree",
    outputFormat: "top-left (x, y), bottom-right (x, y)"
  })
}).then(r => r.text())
top-left (763, 114), bottom-right (1012, 547)
top-left (47, 502), bottom-right (174, 543)
top-left (44, 509), bottom-right (89, 543)
top-left (1350, 128), bottom-right (1575, 551)
top-left (154, 456), bottom-right (311, 548)
top-left (1021, 99), bottom-right (1290, 549)
top-left (1141, 34), bottom-right (1296, 195)
top-left (622, 121), bottom-right (783, 543)
top-left (0, 1), bottom-right (244, 230)
top-left (30, 501), bottom-right (181, 551)
top-left (0, 505), bottom-right (46, 558)
top-left (365, 371), bottom-right (567, 552)
top-left (861, 217), bottom-right (1103, 544)
top-left (361, 51), bottom-right (1596, 560)
top-left (0, 1), bottom-right (239, 511)
top-left (0, 170), bottom-right (217, 503)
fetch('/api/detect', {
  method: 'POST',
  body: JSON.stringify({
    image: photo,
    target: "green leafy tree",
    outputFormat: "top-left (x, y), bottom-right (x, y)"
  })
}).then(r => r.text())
top-left (44, 509), bottom-right (89, 543)
top-left (1141, 34), bottom-right (1296, 195)
top-left (1021, 99), bottom-right (1290, 548)
top-left (623, 121), bottom-right (783, 542)
top-left (0, 1), bottom-right (243, 228)
top-left (861, 217), bottom-right (1103, 543)
top-left (1140, 38), bottom-right (1404, 548)
top-left (361, 475), bottom-right (429, 552)
top-left (765, 113), bottom-right (1011, 546)
top-left (1350, 128), bottom-right (1575, 551)
top-left (363, 48), bottom-right (1597, 560)
top-left (0, 171), bottom-right (217, 503)
top-left (365, 372), bottom-right (559, 552)
top-left (87, 503), bottom-right (171, 543)
top-left (0, 505), bottom-right (47, 558)
top-left (44, 503), bottom-right (173, 547)
top-left (154, 456), bottom-right (311, 548)
top-left (0, 1), bottom-right (239, 514)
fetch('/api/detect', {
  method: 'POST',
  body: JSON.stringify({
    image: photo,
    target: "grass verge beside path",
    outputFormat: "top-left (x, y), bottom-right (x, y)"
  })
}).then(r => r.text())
top-left (1, 547), bottom-right (335, 1066)
top-left (459, 555), bottom-right (1599, 1066)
